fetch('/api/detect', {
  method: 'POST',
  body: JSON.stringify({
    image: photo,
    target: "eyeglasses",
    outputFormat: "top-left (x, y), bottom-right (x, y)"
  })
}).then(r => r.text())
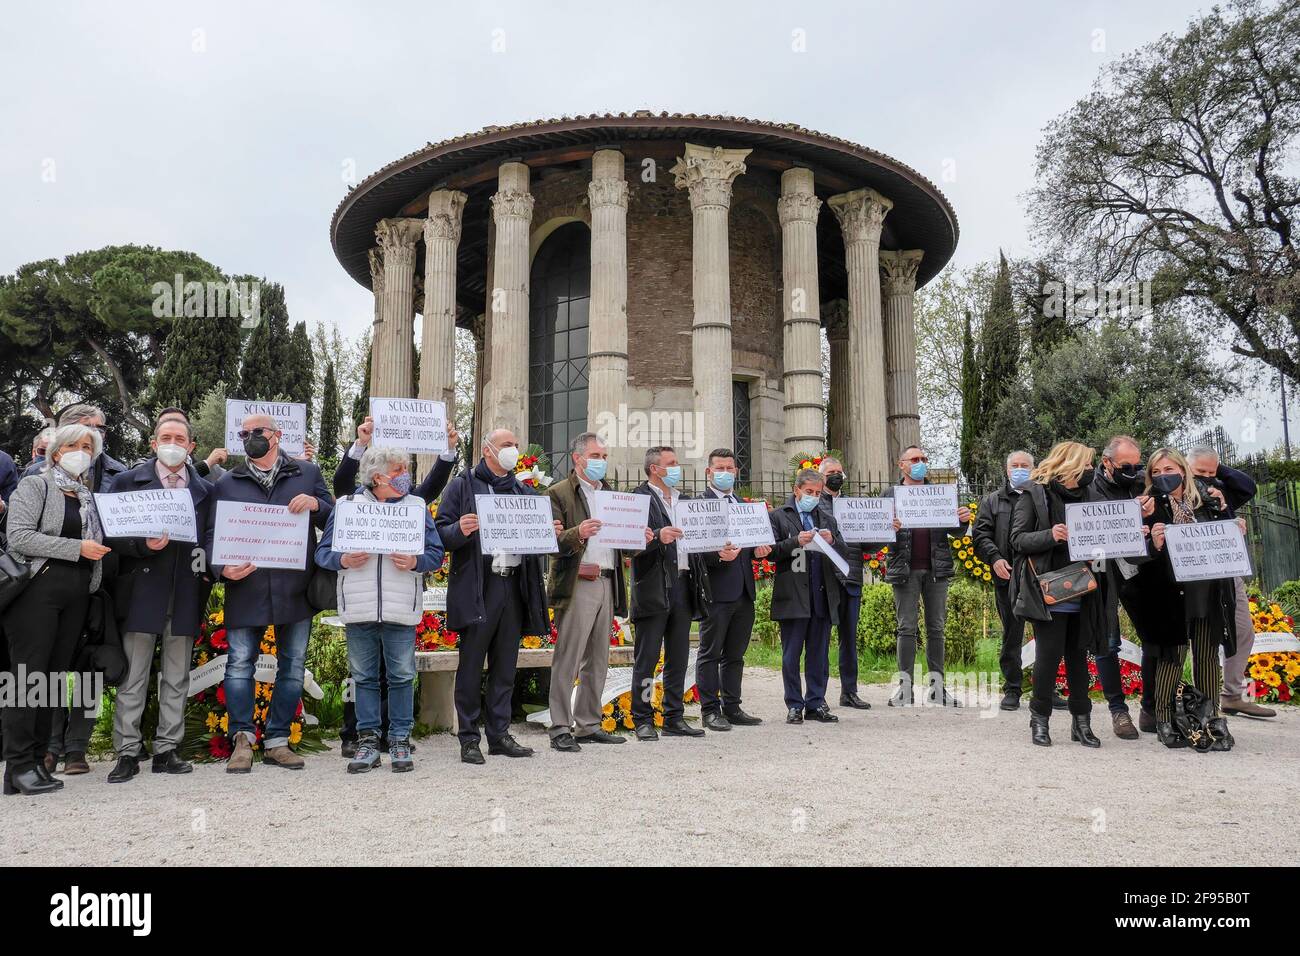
top-left (902, 455), bottom-right (929, 464)
top-left (236, 427), bottom-right (273, 441)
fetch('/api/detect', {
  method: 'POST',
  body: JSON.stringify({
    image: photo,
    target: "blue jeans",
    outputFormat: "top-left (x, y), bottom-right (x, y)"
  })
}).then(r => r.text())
top-left (226, 618), bottom-right (311, 749)
top-left (346, 621), bottom-right (417, 741)
top-left (1094, 627), bottom-right (1129, 715)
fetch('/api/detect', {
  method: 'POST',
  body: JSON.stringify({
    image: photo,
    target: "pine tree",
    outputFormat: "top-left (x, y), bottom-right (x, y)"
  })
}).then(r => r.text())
top-left (283, 321), bottom-right (315, 428)
top-left (318, 360), bottom-right (342, 459)
top-left (959, 309), bottom-right (982, 480)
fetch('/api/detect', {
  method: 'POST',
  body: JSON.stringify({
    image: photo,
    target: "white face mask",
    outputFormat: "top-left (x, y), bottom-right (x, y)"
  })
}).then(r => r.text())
top-left (491, 444), bottom-right (520, 471)
top-left (58, 451), bottom-right (91, 477)
top-left (156, 443), bottom-right (189, 468)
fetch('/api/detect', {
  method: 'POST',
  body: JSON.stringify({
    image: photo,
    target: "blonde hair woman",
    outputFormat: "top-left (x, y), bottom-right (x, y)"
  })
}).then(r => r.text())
top-left (1009, 441), bottom-right (1108, 748)
top-left (1135, 447), bottom-right (1237, 750)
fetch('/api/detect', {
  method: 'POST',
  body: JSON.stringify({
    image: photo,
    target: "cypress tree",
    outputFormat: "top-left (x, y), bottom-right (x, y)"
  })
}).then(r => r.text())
top-left (959, 309), bottom-right (982, 480)
top-left (150, 309), bottom-right (241, 414)
top-left (318, 360), bottom-right (342, 459)
top-left (978, 251), bottom-right (1020, 428)
top-left (237, 282), bottom-right (289, 400)
top-left (352, 345), bottom-right (372, 427)
top-left (283, 321), bottom-right (315, 428)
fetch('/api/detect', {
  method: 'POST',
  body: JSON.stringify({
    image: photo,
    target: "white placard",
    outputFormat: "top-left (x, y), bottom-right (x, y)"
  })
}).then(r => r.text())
top-left (807, 529), bottom-right (851, 577)
top-left (370, 397), bottom-right (448, 455)
top-left (225, 400), bottom-right (307, 456)
top-left (187, 654), bottom-right (322, 700)
top-left (678, 497), bottom-right (731, 553)
top-left (475, 494), bottom-right (558, 555)
top-left (894, 483), bottom-right (960, 529)
top-left (423, 587), bottom-right (447, 611)
top-left (832, 496), bottom-right (896, 543)
top-left (330, 498), bottom-right (426, 555)
top-left (1065, 499), bottom-right (1147, 561)
top-left (726, 501), bottom-right (775, 548)
top-left (590, 490), bottom-right (651, 550)
top-left (94, 488), bottom-right (197, 543)
top-left (211, 501), bottom-right (310, 569)
top-left (1250, 632), bottom-right (1300, 654)
top-left (1164, 521), bottom-right (1252, 582)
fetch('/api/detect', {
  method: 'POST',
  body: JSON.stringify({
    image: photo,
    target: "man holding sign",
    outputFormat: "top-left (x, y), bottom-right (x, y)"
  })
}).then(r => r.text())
top-left (101, 416), bottom-right (215, 782)
top-left (882, 446), bottom-right (971, 708)
top-left (628, 446), bottom-right (710, 740)
top-left (334, 413), bottom-right (461, 504)
top-left (817, 456), bottom-right (871, 710)
top-left (768, 469), bottom-right (850, 724)
top-left (210, 412), bottom-right (333, 774)
top-left (436, 428), bottom-right (552, 765)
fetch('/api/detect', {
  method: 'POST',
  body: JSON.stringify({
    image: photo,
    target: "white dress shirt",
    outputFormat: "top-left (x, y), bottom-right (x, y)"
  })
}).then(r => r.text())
top-left (651, 482), bottom-right (689, 571)
top-left (577, 476), bottom-right (615, 570)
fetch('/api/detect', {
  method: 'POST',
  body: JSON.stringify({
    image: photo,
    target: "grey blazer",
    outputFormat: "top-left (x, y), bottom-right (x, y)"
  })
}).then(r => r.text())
top-left (5, 471), bottom-right (102, 592)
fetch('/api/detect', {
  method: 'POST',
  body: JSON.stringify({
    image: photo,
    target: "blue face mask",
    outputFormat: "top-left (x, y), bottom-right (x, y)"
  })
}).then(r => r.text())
top-left (583, 458), bottom-right (607, 482)
top-left (1009, 467), bottom-right (1032, 489)
top-left (711, 471), bottom-right (735, 493)
top-left (797, 493), bottom-right (820, 513)
top-left (387, 473), bottom-right (412, 496)
top-left (909, 462), bottom-right (928, 481)
top-left (662, 465), bottom-right (682, 487)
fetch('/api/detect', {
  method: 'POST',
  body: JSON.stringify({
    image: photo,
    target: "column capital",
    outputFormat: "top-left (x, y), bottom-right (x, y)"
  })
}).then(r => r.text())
top-left (671, 143), bottom-right (751, 209)
top-left (777, 191), bottom-right (822, 226)
top-left (375, 217), bottom-right (424, 254)
top-left (588, 178), bottom-right (628, 209)
top-left (879, 249), bottom-right (925, 297)
top-left (821, 298), bottom-right (850, 340)
top-left (491, 189), bottom-right (534, 222)
top-left (425, 189), bottom-right (467, 243)
top-left (367, 247), bottom-right (385, 294)
top-left (828, 187), bottom-right (893, 245)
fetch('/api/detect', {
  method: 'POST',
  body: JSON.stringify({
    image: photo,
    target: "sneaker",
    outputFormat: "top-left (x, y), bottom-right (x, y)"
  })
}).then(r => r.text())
top-left (388, 738), bottom-right (413, 773)
top-left (347, 734), bottom-right (382, 774)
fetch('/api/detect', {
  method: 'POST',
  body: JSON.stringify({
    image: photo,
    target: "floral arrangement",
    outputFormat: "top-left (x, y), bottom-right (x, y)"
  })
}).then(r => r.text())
top-left (949, 500), bottom-right (992, 584)
top-left (788, 448), bottom-right (844, 476)
top-left (865, 546), bottom-right (888, 581)
top-left (415, 609), bottom-right (458, 651)
top-left (183, 593), bottom-right (326, 762)
top-left (601, 651), bottom-right (700, 732)
top-left (752, 557), bottom-right (776, 580)
top-left (1250, 597), bottom-right (1295, 633)
top-left (1245, 596), bottom-right (1298, 703)
top-left (610, 616), bottom-right (632, 646)
top-left (1055, 655), bottom-right (1144, 697)
top-left (515, 444), bottom-right (553, 488)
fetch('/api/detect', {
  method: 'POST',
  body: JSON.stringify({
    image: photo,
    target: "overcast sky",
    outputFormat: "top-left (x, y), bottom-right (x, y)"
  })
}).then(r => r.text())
top-left (0, 0), bottom-right (1289, 456)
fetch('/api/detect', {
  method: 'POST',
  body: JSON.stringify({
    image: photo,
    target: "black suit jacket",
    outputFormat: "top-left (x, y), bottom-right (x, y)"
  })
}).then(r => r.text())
top-left (629, 481), bottom-right (710, 621)
top-left (699, 487), bottom-right (757, 604)
top-left (333, 447), bottom-right (457, 503)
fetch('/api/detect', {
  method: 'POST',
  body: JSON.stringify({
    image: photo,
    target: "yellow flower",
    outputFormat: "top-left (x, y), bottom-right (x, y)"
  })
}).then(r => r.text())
top-left (869, 560), bottom-right (879, 568)
top-left (964, 561), bottom-right (973, 569)
top-left (602, 702), bottom-right (614, 716)
top-left (205, 711), bottom-right (219, 733)
top-left (289, 722), bottom-right (302, 746)
top-left (522, 635), bottom-right (542, 649)
top-left (621, 714), bottom-right (634, 730)
top-left (982, 573), bottom-right (992, 582)
top-left (962, 536), bottom-right (971, 545)
top-left (219, 713), bottom-right (229, 733)
top-left (601, 717), bottom-right (617, 733)
top-left (653, 712), bottom-right (664, 727)
top-left (618, 691), bottom-right (632, 709)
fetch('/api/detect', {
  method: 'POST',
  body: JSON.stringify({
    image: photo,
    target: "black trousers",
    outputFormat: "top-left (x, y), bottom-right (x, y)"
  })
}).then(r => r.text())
top-left (2, 562), bottom-right (92, 772)
top-left (1030, 612), bottom-right (1091, 718)
top-left (994, 584), bottom-right (1025, 694)
top-left (454, 571), bottom-right (523, 745)
top-left (696, 595), bottom-right (754, 716)
top-left (631, 573), bottom-right (693, 724)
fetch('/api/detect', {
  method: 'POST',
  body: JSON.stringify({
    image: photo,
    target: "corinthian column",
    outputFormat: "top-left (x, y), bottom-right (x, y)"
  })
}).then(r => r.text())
top-left (484, 162), bottom-right (533, 436)
top-left (372, 218), bottom-right (423, 401)
top-left (880, 249), bottom-right (925, 463)
top-left (822, 299), bottom-right (850, 454)
top-left (587, 150), bottom-right (629, 458)
top-left (671, 143), bottom-right (750, 468)
top-left (778, 167), bottom-right (824, 454)
top-left (828, 187), bottom-right (892, 481)
top-left (417, 189), bottom-right (467, 473)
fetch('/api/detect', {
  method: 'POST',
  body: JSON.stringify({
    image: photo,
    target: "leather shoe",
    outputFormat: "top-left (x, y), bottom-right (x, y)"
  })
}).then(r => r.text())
top-left (634, 723), bottom-right (659, 741)
top-left (1221, 698), bottom-right (1276, 718)
top-left (1111, 711), bottom-right (1139, 740)
top-left (723, 708), bottom-right (762, 726)
top-left (62, 751), bottom-right (90, 775)
top-left (4, 767), bottom-right (61, 796)
top-left (661, 718), bottom-right (705, 737)
top-left (33, 763), bottom-right (63, 789)
top-left (786, 707), bottom-right (804, 724)
top-left (460, 741), bottom-right (486, 764)
top-left (108, 755), bottom-right (140, 783)
top-left (339, 738), bottom-right (358, 759)
top-left (152, 750), bottom-right (193, 774)
top-left (703, 712), bottom-right (731, 732)
top-left (1030, 713), bottom-right (1051, 746)
top-left (487, 735), bottom-right (534, 758)
top-left (574, 729), bottom-right (625, 745)
top-left (550, 733), bottom-right (582, 752)
top-left (1138, 708), bottom-right (1157, 734)
top-left (999, 690), bottom-right (1021, 711)
top-left (804, 705), bottom-right (839, 723)
top-left (839, 692), bottom-right (871, 710)
top-left (42, 752), bottom-right (57, 775)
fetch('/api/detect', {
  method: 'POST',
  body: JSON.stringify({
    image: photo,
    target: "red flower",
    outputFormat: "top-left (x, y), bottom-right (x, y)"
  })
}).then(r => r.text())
top-left (208, 735), bottom-right (231, 759)
top-left (215, 684), bottom-right (226, 706)
top-left (195, 690), bottom-right (206, 703)
top-left (209, 627), bottom-right (228, 651)
top-left (295, 699), bottom-right (304, 718)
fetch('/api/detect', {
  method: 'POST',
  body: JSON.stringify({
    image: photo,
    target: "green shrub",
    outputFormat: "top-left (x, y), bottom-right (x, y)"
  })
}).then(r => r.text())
top-left (858, 583), bottom-right (897, 656)
top-left (943, 577), bottom-right (986, 665)
top-left (1272, 580), bottom-right (1300, 619)
top-left (752, 584), bottom-right (779, 646)
top-left (306, 616), bottom-right (351, 688)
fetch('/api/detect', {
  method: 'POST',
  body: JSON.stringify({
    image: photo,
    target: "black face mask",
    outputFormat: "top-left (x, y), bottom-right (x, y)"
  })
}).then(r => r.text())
top-left (825, 472), bottom-right (845, 492)
top-left (1152, 473), bottom-right (1183, 495)
top-left (1076, 469), bottom-right (1094, 488)
top-left (244, 434), bottom-right (272, 460)
top-left (1110, 461), bottom-right (1143, 488)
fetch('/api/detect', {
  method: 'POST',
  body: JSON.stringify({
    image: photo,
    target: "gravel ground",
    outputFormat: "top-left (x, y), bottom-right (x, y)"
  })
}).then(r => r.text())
top-left (4, 668), bottom-right (1296, 867)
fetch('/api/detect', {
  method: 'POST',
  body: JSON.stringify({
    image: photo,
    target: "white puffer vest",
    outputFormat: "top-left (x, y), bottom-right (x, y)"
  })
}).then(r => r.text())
top-left (335, 492), bottom-right (426, 626)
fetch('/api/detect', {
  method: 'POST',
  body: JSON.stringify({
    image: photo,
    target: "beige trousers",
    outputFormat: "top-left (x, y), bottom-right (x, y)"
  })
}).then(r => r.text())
top-left (548, 576), bottom-right (613, 738)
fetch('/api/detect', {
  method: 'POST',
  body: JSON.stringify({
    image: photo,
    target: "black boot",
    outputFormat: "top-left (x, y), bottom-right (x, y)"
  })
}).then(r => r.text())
top-left (1069, 714), bottom-right (1101, 748)
top-left (4, 766), bottom-right (61, 796)
top-left (1208, 717), bottom-right (1234, 752)
top-left (1030, 713), bottom-right (1051, 747)
top-left (1156, 721), bottom-right (1188, 749)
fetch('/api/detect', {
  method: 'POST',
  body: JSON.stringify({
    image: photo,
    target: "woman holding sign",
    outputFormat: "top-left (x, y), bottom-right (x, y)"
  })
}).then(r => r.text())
top-left (1137, 448), bottom-right (1238, 751)
top-left (2, 422), bottom-right (111, 795)
top-left (316, 447), bottom-right (444, 773)
top-left (1009, 441), bottom-right (1106, 749)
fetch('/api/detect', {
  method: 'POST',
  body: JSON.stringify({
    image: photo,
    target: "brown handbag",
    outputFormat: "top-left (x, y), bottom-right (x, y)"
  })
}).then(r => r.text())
top-left (1029, 557), bottom-right (1097, 605)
